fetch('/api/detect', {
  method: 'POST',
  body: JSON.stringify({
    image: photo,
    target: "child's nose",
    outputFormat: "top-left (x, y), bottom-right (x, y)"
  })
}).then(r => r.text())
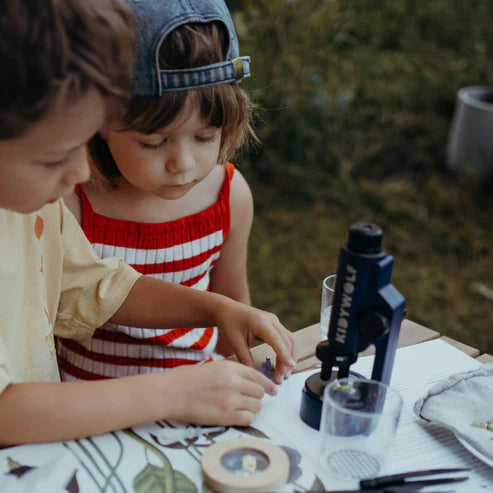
top-left (165, 145), bottom-right (194, 173)
top-left (62, 148), bottom-right (91, 187)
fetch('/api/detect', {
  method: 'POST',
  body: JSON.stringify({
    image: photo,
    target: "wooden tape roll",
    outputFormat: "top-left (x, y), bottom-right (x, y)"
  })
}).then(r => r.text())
top-left (201, 437), bottom-right (290, 492)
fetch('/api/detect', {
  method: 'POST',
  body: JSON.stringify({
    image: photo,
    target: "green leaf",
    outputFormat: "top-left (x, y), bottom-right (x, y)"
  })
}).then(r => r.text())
top-left (134, 464), bottom-right (172, 493)
top-left (133, 464), bottom-right (198, 493)
top-left (173, 471), bottom-right (198, 493)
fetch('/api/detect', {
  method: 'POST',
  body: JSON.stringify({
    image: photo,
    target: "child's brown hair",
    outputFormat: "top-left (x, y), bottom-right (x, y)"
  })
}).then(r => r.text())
top-left (89, 21), bottom-right (257, 187)
top-left (0, 0), bottom-right (136, 140)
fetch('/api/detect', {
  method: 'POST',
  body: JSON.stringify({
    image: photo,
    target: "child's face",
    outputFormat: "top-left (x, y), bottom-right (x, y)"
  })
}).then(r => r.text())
top-left (0, 89), bottom-right (106, 213)
top-left (104, 96), bottom-right (222, 200)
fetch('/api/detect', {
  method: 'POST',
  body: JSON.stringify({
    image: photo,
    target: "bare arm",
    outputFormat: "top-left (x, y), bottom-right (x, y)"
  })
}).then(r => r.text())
top-left (210, 170), bottom-right (253, 355)
top-left (206, 170), bottom-right (295, 380)
top-left (0, 360), bottom-right (278, 446)
top-left (209, 169), bottom-right (253, 305)
top-left (109, 275), bottom-right (294, 375)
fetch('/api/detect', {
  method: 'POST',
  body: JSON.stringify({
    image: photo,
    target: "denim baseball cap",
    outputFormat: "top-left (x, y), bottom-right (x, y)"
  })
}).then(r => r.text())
top-left (123, 0), bottom-right (251, 95)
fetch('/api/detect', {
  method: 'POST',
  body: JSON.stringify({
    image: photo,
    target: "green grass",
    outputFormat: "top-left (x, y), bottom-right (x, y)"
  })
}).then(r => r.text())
top-left (228, 0), bottom-right (493, 353)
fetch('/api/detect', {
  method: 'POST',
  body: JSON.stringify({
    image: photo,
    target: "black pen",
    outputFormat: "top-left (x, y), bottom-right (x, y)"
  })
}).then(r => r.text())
top-left (359, 467), bottom-right (470, 489)
top-left (320, 490), bottom-right (456, 493)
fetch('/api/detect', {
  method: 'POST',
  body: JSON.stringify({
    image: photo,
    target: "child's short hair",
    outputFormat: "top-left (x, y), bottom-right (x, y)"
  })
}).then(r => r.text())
top-left (0, 0), bottom-right (136, 140)
top-left (89, 21), bottom-right (257, 187)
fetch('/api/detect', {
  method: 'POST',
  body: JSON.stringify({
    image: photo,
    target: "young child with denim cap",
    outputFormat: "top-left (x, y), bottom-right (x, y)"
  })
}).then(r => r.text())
top-left (58, 0), bottom-right (271, 379)
top-left (0, 0), bottom-right (295, 446)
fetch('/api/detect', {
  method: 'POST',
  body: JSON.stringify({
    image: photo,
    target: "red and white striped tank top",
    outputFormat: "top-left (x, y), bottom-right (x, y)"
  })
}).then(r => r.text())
top-left (58, 163), bottom-right (235, 381)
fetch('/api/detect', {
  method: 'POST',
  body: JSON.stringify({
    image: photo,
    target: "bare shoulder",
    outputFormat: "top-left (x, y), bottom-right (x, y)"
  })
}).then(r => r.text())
top-left (62, 190), bottom-right (82, 225)
top-left (229, 167), bottom-right (253, 227)
top-left (229, 167), bottom-right (253, 211)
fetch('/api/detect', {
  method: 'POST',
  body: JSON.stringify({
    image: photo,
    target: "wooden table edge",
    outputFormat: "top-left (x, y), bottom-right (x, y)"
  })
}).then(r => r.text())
top-left (246, 319), bottom-right (491, 372)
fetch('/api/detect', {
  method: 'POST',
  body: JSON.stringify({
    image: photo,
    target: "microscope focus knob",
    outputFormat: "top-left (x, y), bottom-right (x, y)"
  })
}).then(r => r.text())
top-left (315, 339), bottom-right (331, 361)
top-left (360, 310), bottom-right (389, 340)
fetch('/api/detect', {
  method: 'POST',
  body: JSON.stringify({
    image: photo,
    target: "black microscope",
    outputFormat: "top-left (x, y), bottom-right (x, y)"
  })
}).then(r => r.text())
top-left (299, 222), bottom-right (406, 430)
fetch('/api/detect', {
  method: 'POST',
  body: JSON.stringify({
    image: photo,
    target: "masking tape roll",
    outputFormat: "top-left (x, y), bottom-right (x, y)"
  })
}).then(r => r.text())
top-left (201, 437), bottom-right (290, 493)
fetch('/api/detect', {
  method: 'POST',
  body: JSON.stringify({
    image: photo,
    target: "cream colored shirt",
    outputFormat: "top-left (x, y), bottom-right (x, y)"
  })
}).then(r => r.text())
top-left (0, 199), bottom-right (141, 393)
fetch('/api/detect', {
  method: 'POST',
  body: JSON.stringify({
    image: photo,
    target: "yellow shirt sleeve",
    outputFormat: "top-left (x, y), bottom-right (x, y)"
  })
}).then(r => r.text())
top-left (54, 201), bottom-right (141, 341)
top-left (0, 201), bottom-right (141, 392)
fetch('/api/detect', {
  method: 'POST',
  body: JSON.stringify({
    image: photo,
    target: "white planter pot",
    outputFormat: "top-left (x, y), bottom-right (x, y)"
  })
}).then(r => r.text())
top-left (447, 86), bottom-right (493, 178)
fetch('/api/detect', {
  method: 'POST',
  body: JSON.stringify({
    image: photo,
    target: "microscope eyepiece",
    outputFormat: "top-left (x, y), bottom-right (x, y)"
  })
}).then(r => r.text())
top-left (347, 223), bottom-right (383, 254)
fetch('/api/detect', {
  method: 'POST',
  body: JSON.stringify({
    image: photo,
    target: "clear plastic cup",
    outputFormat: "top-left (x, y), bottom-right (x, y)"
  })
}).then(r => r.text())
top-left (318, 378), bottom-right (403, 481)
top-left (320, 275), bottom-right (336, 340)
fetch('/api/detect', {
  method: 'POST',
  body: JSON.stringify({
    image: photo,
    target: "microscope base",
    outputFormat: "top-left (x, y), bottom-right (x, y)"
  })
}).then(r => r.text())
top-left (299, 370), bottom-right (365, 430)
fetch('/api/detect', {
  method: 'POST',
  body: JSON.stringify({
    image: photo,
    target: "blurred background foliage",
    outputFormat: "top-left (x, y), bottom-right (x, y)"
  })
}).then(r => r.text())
top-left (227, 0), bottom-right (493, 353)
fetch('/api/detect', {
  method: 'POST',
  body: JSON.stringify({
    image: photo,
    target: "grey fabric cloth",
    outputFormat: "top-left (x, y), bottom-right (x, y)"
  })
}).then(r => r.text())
top-left (414, 363), bottom-right (493, 464)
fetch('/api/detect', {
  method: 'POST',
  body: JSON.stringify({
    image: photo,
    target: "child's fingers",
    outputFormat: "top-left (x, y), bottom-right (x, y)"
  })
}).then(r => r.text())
top-left (263, 321), bottom-right (296, 370)
top-left (242, 364), bottom-right (277, 396)
top-left (231, 336), bottom-right (256, 369)
top-left (275, 319), bottom-right (296, 360)
top-left (273, 361), bottom-right (288, 384)
top-left (228, 410), bottom-right (256, 427)
top-left (238, 382), bottom-right (265, 402)
top-left (212, 401), bottom-right (258, 427)
top-left (238, 379), bottom-right (265, 400)
top-left (266, 323), bottom-right (295, 384)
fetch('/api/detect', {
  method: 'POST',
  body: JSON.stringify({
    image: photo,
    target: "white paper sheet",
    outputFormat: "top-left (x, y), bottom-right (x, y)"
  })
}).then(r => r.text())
top-left (255, 338), bottom-right (493, 491)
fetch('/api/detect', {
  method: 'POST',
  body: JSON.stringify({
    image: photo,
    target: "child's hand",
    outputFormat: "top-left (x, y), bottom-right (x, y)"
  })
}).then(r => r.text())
top-left (163, 360), bottom-right (277, 426)
top-left (213, 299), bottom-right (296, 384)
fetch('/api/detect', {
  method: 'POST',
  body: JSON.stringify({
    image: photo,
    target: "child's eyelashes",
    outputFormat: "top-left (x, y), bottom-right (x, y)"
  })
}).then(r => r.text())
top-left (138, 134), bottom-right (218, 149)
top-left (37, 146), bottom-right (83, 168)
top-left (44, 159), bottom-right (68, 168)
top-left (37, 157), bottom-right (70, 168)
top-left (196, 135), bottom-right (217, 143)
top-left (140, 141), bottom-right (165, 150)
